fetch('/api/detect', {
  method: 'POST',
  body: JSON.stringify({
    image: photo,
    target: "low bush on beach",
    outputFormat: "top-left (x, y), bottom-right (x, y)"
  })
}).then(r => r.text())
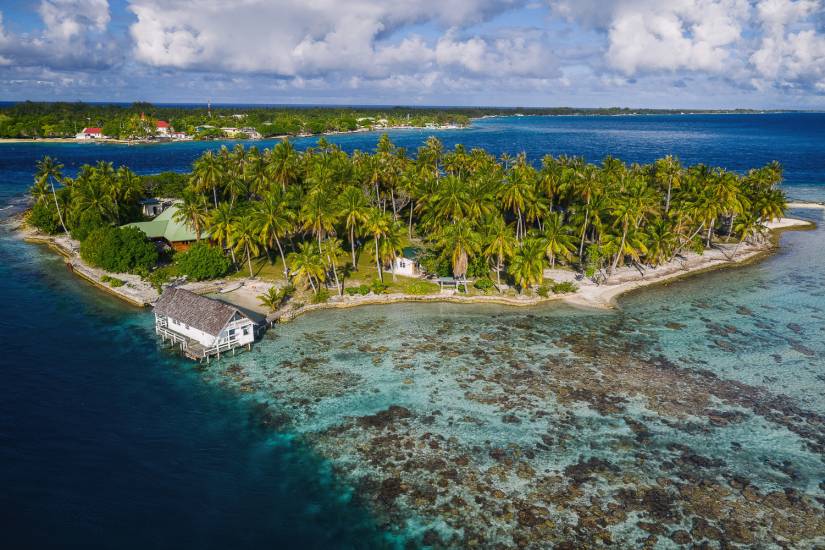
top-left (537, 284), bottom-right (551, 297)
top-left (312, 288), bottom-right (331, 304)
top-left (370, 280), bottom-right (388, 295)
top-left (27, 201), bottom-right (60, 234)
top-left (100, 275), bottom-right (125, 287)
top-left (175, 242), bottom-right (231, 281)
top-left (552, 281), bottom-right (578, 294)
top-left (406, 280), bottom-right (439, 295)
top-left (474, 278), bottom-right (494, 292)
top-left (80, 226), bottom-right (158, 275)
top-left (345, 284), bottom-right (370, 296)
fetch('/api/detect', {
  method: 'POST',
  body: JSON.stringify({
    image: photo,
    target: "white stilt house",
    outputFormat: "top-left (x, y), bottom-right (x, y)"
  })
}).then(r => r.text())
top-left (154, 288), bottom-right (255, 360)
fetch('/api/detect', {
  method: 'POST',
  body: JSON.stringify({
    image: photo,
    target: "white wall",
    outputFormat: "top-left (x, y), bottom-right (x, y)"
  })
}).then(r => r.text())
top-left (160, 312), bottom-right (254, 348)
top-left (393, 258), bottom-right (418, 277)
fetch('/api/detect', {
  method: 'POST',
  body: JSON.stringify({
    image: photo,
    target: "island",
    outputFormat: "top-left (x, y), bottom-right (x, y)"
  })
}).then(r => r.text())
top-left (16, 134), bottom-right (813, 334)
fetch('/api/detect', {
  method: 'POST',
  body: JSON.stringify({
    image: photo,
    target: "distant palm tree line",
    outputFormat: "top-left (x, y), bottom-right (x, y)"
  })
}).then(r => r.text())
top-left (31, 134), bottom-right (786, 294)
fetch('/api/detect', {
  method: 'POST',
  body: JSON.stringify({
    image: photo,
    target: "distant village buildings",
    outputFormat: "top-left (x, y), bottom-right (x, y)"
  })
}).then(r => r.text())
top-left (75, 127), bottom-right (104, 140)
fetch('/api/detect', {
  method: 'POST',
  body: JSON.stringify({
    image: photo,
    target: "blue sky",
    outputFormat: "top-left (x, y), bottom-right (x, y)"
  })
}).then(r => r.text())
top-left (0, 0), bottom-right (824, 108)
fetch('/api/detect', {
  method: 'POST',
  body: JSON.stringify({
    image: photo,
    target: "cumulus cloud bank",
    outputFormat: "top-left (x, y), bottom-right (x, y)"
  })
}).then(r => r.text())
top-left (0, 0), bottom-right (823, 105)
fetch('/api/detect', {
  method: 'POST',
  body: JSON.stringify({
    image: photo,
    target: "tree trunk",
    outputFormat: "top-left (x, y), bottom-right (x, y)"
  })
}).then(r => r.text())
top-left (578, 207), bottom-right (590, 258)
top-left (610, 224), bottom-right (628, 275)
top-left (212, 186), bottom-right (219, 208)
top-left (327, 252), bottom-right (341, 296)
top-left (391, 254), bottom-right (397, 282)
top-left (350, 226), bottom-right (357, 267)
top-left (408, 201), bottom-right (414, 238)
top-left (274, 234), bottom-right (288, 277)
top-left (374, 238), bottom-right (383, 282)
top-left (496, 258), bottom-right (502, 293)
top-left (391, 189), bottom-right (397, 220)
top-left (49, 179), bottom-right (69, 234)
top-left (308, 275), bottom-right (317, 294)
top-left (665, 179), bottom-right (672, 213)
top-left (246, 246), bottom-right (254, 278)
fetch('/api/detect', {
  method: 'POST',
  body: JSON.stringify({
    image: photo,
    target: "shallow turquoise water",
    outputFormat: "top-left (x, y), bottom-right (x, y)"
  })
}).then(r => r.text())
top-left (1, 114), bottom-right (824, 547)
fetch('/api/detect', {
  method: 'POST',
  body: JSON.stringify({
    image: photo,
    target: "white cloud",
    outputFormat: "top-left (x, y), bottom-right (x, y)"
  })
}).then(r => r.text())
top-left (750, 0), bottom-right (825, 89)
top-left (0, 0), bottom-right (116, 71)
top-left (127, 0), bottom-right (556, 84)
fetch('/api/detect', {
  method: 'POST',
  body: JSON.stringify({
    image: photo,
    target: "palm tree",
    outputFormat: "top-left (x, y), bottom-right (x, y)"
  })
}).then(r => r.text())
top-left (252, 190), bottom-right (294, 277)
top-left (174, 190), bottom-right (209, 241)
top-left (436, 218), bottom-right (481, 279)
top-left (321, 237), bottom-right (344, 295)
top-left (258, 286), bottom-right (283, 312)
top-left (35, 156), bottom-right (68, 234)
top-left (208, 202), bottom-right (237, 264)
top-left (482, 214), bottom-right (516, 291)
top-left (655, 155), bottom-right (682, 213)
top-left (301, 190), bottom-right (338, 253)
top-left (192, 150), bottom-right (224, 208)
top-left (267, 140), bottom-right (299, 191)
top-left (380, 221), bottom-right (405, 282)
top-left (364, 208), bottom-right (391, 281)
top-left (338, 186), bottom-right (370, 267)
top-left (645, 219), bottom-right (677, 266)
top-left (543, 212), bottom-right (576, 269)
top-left (509, 238), bottom-right (546, 294)
top-left (232, 215), bottom-right (262, 278)
top-left (289, 242), bottom-right (326, 294)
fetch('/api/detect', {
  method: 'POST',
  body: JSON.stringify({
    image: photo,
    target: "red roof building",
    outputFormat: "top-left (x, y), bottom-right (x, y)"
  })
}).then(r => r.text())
top-left (76, 127), bottom-right (103, 139)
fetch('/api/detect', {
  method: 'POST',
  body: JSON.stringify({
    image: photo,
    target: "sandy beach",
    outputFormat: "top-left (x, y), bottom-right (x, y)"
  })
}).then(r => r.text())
top-left (13, 213), bottom-right (814, 317)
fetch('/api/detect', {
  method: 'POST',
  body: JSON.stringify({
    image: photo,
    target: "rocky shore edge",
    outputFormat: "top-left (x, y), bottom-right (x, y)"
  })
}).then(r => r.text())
top-left (10, 212), bottom-right (815, 319)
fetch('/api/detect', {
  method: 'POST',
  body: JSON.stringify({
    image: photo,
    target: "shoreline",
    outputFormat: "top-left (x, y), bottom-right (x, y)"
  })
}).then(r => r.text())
top-left (11, 213), bottom-right (815, 319)
top-left (0, 123), bottom-right (467, 146)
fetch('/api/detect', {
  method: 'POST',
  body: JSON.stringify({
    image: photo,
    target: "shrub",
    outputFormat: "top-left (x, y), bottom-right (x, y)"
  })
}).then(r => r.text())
top-left (145, 264), bottom-right (179, 292)
top-left (537, 284), bottom-right (550, 298)
top-left (69, 209), bottom-right (106, 241)
top-left (80, 226), bottom-right (158, 274)
top-left (370, 279), bottom-right (388, 295)
top-left (28, 202), bottom-right (60, 234)
top-left (345, 284), bottom-right (370, 296)
top-left (466, 255), bottom-right (489, 278)
top-left (473, 277), bottom-right (494, 292)
top-left (312, 288), bottom-right (331, 304)
top-left (551, 281), bottom-right (578, 294)
top-left (406, 280), bottom-right (439, 295)
top-left (175, 242), bottom-right (231, 281)
top-left (101, 275), bottom-right (125, 287)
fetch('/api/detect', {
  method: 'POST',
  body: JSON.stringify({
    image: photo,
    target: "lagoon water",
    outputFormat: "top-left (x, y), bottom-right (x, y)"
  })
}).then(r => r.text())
top-left (1, 114), bottom-right (825, 548)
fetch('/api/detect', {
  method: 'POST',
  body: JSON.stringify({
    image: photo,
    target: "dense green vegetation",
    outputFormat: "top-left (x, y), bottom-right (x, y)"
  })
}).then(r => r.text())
top-left (2, 101), bottom-right (779, 140)
top-left (79, 226), bottom-right (158, 275)
top-left (1, 101), bottom-right (469, 139)
top-left (176, 242), bottom-right (232, 281)
top-left (29, 134), bottom-right (786, 295)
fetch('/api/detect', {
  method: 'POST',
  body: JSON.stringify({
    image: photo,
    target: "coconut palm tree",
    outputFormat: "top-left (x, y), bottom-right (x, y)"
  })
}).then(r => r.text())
top-left (35, 156), bottom-right (68, 233)
top-left (267, 139), bottom-right (300, 191)
top-left (645, 219), bottom-right (677, 266)
top-left (300, 190), bottom-right (338, 253)
top-left (321, 237), bottom-right (344, 295)
top-left (208, 202), bottom-right (237, 264)
top-left (509, 237), bottom-right (546, 294)
top-left (192, 150), bottom-right (224, 207)
top-left (364, 208), bottom-right (391, 281)
top-left (655, 155), bottom-right (682, 213)
top-left (258, 286), bottom-right (283, 312)
top-left (436, 218), bottom-right (481, 279)
top-left (380, 221), bottom-right (405, 282)
top-left (289, 241), bottom-right (326, 294)
top-left (338, 185), bottom-right (370, 267)
top-left (543, 212), bottom-right (576, 269)
top-left (232, 214), bottom-right (262, 278)
top-left (482, 214), bottom-right (516, 291)
top-left (252, 189), bottom-right (294, 276)
top-left (174, 190), bottom-right (209, 241)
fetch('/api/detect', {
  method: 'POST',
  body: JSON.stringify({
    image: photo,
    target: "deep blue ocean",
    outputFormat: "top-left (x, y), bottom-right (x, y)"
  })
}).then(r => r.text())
top-left (1, 114), bottom-right (824, 548)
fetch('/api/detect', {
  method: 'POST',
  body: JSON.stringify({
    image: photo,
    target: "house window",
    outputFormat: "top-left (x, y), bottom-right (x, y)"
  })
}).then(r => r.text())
top-left (399, 260), bottom-right (406, 268)
top-left (242, 327), bottom-right (249, 336)
top-left (229, 329), bottom-right (236, 336)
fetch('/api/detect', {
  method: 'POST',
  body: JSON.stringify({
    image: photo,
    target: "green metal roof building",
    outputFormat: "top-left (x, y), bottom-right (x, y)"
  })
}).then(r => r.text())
top-left (124, 204), bottom-right (207, 249)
